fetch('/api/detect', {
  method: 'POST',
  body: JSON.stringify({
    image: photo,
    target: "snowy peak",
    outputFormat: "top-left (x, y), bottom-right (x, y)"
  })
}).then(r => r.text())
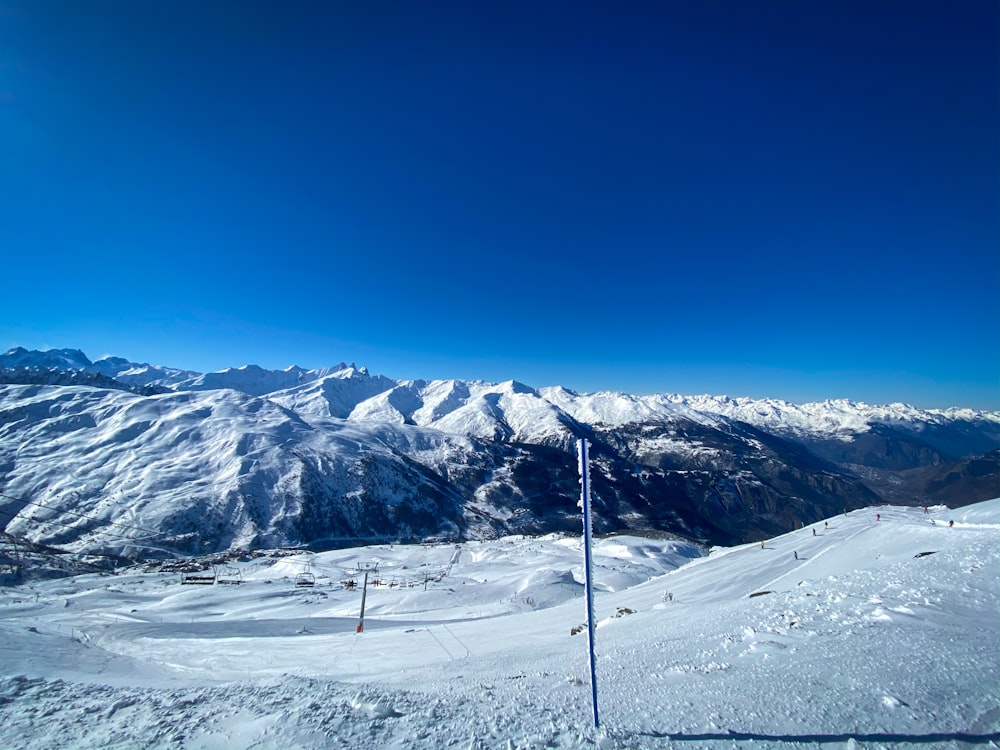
top-left (412, 380), bottom-right (558, 444)
top-left (498, 379), bottom-right (535, 396)
top-left (5, 348), bottom-right (997, 437)
top-left (268, 375), bottom-right (576, 446)
top-left (668, 393), bottom-right (1000, 442)
top-left (409, 380), bottom-right (471, 424)
top-left (91, 356), bottom-right (133, 373)
top-left (538, 387), bottom-right (725, 430)
top-left (268, 369), bottom-right (400, 419)
top-left (2, 346), bottom-right (93, 370)
top-left (1, 348), bottom-right (200, 389)
top-left (176, 361), bottom-right (387, 398)
top-left (177, 363), bottom-right (306, 396)
top-left (4, 348), bottom-right (999, 456)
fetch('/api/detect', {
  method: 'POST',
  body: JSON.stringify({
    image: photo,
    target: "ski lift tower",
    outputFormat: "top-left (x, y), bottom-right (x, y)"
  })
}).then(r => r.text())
top-left (355, 561), bottom-right (379, 634)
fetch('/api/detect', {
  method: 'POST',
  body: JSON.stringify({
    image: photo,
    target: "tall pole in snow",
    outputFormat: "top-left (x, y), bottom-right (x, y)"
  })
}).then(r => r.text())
top-left (356, 561), bottom-right (379, 634)
top-left (578, 438), bottom-right (600, 729)
top-left (356, 568), bottom-right (369, 634)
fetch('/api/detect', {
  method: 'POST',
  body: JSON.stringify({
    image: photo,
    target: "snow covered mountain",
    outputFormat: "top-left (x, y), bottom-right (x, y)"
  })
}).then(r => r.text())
top-left (1, 346), bottom-right (200, 389)
top-left (1, 348), bottom-right (997, 557)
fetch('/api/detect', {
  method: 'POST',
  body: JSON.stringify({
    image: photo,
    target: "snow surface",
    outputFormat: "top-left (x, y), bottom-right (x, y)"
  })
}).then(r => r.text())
top-left (1, 501), bottom-right (997, 749)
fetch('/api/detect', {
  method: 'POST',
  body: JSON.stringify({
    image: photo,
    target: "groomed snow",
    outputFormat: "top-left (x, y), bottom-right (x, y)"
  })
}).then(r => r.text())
top-left (1, 501), bottom-right (997, 749)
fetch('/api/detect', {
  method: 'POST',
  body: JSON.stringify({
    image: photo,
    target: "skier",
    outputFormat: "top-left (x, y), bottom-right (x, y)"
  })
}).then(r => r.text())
top-left (812, 528), bottom-right (816, 536)
top-left (793, 551), bottom-right (798, 560)
top-left (876, 513), bottom-right (881, 522)
top-left (824, 521), bottom-right (828, 530)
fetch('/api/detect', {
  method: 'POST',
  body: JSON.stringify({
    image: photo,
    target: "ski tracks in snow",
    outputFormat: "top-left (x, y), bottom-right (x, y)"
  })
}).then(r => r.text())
top-left (758, 520), bottom-right (876, 594)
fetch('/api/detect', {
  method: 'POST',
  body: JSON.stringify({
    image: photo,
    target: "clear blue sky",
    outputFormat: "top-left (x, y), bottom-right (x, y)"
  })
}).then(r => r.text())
top-left (2, 1), bottom-right (997, 409)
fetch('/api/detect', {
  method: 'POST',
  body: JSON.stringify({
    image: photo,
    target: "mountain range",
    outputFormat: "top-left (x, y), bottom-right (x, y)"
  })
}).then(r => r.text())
top-left (1, 346), bottom-right (997, 559)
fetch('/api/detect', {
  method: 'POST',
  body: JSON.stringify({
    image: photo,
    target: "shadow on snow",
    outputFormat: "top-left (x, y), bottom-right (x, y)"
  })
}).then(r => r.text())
top-left (632, 730), bottom-right (1000, 745)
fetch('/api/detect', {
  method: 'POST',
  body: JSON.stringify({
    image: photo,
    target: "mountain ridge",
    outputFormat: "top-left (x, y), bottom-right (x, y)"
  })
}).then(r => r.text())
top-left (6, 347), bottom-right (996, 441)
top-left (1, 347), bottom-right (997, 558)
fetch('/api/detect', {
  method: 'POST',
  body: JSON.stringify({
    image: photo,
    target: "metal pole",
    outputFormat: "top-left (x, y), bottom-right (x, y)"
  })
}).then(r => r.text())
top-left (578, 438), bottom-right (600, 728)
top-left (356, 568), bottom-right (369, 633)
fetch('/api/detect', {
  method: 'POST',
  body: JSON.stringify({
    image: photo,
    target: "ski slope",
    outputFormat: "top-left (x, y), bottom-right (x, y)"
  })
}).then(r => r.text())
top-left (0, 501), bottom-right (997, 749)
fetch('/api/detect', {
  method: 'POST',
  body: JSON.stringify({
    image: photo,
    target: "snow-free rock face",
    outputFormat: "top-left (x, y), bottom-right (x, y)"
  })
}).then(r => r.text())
top-left (1, 348), bottom-right (998, 557)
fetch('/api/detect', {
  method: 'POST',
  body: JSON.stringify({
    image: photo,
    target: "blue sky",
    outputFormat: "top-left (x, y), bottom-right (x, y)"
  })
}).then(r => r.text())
top-left (2, 1), bottom-right (997, 409)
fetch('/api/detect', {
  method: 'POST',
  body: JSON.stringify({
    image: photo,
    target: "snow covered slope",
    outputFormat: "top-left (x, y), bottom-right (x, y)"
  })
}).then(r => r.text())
top-left (674, 393), bottom-right (1000, 441)
top-left (2, 348), bottom-right (998, 555)
top-left (6, 347), bottom-right (997, 451)
top-left (0, 384), bottom-right (501, 554)
top-left (0, 500), bottom-right (996, 749)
